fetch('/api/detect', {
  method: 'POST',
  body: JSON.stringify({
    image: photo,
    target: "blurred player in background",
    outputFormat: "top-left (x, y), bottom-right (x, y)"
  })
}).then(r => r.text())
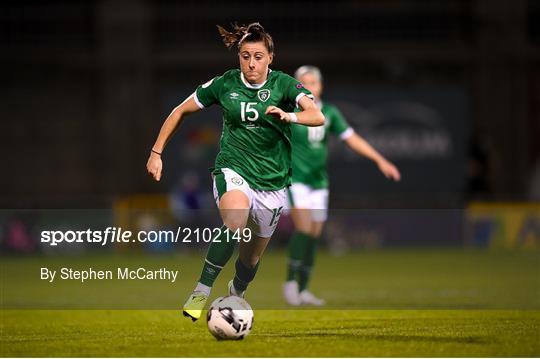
top-left (283, 65), bottom-right (401, 305)
top-left (147, 23), bottom-right (324, 320)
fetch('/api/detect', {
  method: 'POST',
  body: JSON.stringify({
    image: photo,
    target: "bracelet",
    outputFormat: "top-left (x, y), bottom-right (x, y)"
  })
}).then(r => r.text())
top-left (151, 149), bottom-right (162, 156)
top-left (288, 113), bottom-right (298, 123)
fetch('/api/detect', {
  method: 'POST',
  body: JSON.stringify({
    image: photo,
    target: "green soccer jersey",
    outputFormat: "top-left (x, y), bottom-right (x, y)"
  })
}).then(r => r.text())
top-left (195, 69), bottom-right (312, 191)
top-left (291, 102), bottom-right (352, 189)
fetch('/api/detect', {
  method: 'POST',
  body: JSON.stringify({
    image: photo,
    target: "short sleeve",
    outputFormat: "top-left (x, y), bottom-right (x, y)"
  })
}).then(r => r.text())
top-left (328, 105), bottom-right (354, 140)
top-left (194, 75), bottom-right (224, 108)
top-left (283, 75), bottom-right (313, 109)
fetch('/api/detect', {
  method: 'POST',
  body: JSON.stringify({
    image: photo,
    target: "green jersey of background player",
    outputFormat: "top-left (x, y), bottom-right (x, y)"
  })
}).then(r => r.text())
top-left (283, 65), bottom-right (401, 306)
top-left (146, 23), bottom-right (324, 321)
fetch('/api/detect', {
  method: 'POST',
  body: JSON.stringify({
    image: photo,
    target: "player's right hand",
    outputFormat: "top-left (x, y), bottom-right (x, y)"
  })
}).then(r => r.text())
top-left (146, 153), bottom-right (163, 181)
top-left (377, 159), bottom-right (401, 181)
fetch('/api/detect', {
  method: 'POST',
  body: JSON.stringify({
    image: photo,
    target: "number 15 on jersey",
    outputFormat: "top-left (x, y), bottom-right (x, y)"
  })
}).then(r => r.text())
top-left (240, 102), bottom-right (259, 122)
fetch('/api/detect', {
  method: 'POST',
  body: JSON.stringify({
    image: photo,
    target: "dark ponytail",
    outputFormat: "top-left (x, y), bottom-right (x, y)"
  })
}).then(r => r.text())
top-left (217, 22), bottom-right (274, 54)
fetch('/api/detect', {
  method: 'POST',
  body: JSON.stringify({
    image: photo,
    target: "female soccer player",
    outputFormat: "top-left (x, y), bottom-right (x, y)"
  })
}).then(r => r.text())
top-left (146, 24), bottom-right (324, 320)
top-left (283, 65), bottom-right (401, 306)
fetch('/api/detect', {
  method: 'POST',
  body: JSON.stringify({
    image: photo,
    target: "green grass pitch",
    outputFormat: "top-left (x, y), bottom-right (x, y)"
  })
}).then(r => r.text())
top-left (1, 249), bottom-right (539, 357)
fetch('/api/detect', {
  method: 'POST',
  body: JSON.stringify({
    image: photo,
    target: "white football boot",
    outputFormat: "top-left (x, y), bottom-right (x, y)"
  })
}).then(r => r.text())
top-left (299, 290), bottom-right (326, 306)
top-left (228, 279), bottom-right (245, 298)
top-left (282, 280), bottom-right (301, 305)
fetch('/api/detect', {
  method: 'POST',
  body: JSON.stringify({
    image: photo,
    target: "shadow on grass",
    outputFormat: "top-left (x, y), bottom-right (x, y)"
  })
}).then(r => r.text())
top-left (261, 331), bottom-right (491, 344)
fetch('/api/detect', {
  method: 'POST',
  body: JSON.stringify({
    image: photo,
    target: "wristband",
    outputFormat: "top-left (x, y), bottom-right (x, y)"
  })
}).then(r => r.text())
top-left (151, 149), bottom-right (162, 156)
top-left (288, 113), bottom-right (298, 123)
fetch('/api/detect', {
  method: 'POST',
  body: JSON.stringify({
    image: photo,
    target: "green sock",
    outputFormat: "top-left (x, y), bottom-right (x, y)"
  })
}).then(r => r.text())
top-left (233, 258), bottom-right (259, 292)
top-left (198, 226), bottom-right (236, 287)
top-left (286, 232), bottom-right (309, 281)
top-left (298, 234), bottom-right (318, 292)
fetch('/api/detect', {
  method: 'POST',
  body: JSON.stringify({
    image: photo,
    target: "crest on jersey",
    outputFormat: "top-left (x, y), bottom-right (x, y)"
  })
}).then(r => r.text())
top-left (231, 177), bottom-right (244, 186)
top-left (257, 89), bottom-right (271, 102)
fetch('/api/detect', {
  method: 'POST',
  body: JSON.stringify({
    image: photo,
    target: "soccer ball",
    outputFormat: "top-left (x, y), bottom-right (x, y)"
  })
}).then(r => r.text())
top-left (206, 296), bottom-right (254, 340)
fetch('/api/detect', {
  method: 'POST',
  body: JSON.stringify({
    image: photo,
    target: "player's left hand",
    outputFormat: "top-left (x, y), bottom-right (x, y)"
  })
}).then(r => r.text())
top-left (265, 106), bottom-right (291, 122)
top-left (378, 160), bottom-right (401, 181)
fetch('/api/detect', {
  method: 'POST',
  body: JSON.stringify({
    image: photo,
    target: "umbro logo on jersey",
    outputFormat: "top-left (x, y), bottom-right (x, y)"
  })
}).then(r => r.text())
top-left (229, 92), bottom-right (239, 99)
top-left (257, 89), bottom-right (271, 102)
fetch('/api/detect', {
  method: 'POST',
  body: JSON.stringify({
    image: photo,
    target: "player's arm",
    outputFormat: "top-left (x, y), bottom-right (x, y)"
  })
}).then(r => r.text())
top-left (344, 133), bottom-right (401, 181)
top-left (146, 95), bottom-right (202, 181)
top-left (265, 96), bottom-right (324, 126)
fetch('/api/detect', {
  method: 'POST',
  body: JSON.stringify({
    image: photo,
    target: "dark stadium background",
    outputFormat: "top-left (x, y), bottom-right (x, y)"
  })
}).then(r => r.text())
top-left (1, 0), bottom-right (539, 249)
top-left (2, 4), bottom-right (539, 357)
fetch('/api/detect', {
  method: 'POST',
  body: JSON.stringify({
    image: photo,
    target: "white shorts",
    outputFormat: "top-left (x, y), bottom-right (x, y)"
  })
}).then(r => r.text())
top-left (287, 182), bottom-right (329, 222)
top-left (212, 168), bottom-right (287, 238)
